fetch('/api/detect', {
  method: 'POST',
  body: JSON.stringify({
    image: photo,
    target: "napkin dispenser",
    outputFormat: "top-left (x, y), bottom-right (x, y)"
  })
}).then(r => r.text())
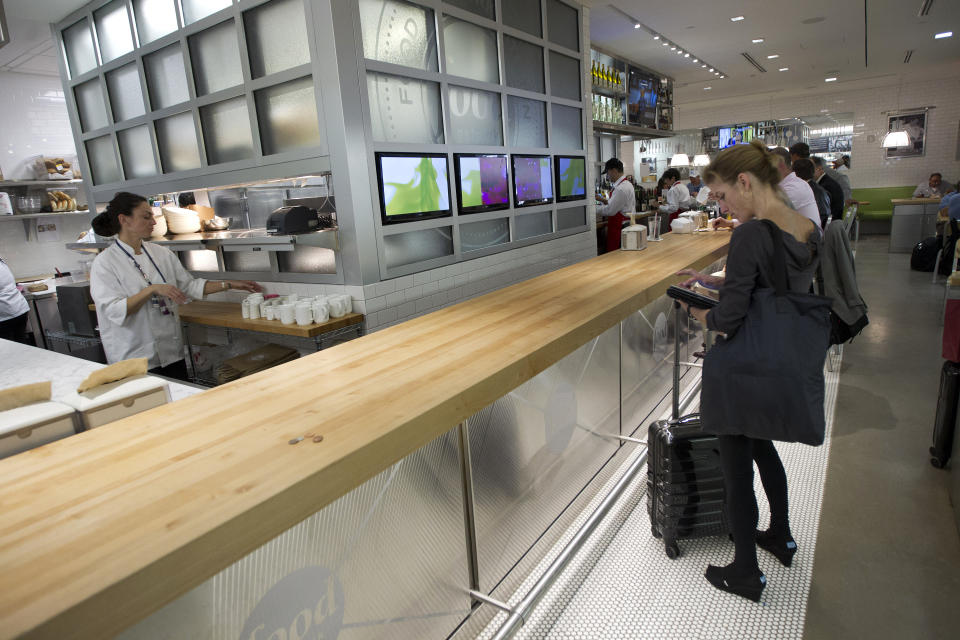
top-left (621, 224), bottom-right (648, 251)
top-left (266, 206), bottom-right (320, 235)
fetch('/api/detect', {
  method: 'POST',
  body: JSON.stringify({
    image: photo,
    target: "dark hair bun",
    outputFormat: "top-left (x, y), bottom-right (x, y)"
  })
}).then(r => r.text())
top-left (91, 211), bottom-right (118, 237)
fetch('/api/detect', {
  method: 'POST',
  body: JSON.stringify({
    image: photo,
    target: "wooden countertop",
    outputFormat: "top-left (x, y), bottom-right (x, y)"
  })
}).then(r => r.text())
top-left (179, 301), bottom-right (363, 337)
top-left (0, 231), bottom-right (730, 639)
top-left (891, 197), bottom-right (943, 205)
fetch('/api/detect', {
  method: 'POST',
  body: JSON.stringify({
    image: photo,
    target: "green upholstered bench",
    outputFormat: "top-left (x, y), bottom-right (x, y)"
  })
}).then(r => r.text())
top-left (851, 186), bottom-right (916, 234)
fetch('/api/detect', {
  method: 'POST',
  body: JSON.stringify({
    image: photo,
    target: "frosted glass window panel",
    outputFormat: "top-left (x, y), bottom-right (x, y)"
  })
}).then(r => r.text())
top-left (445, 0), bottom-right (495, 20)
top-left (547, 0), bottom-right (579, 51)
top-left (144, 44), bottom-right (191, 109)
top-left (549, 51), bottom-right (580, 101)
top-left (63, 19), bottom-right (98, 78)
top-left (448, 86), bottom-right (502, 146)
top-left (507, 96), bottom-right (546, 148)
top-left (117, 125), bottom-right (159, 179)
top-left (86, 135), bottom-right (122, 185)
top-left (156, 112), bottom-right (202, 172)
top-left (255, 77), bottom-right (323, 155)
top-left (201, 97), bottom-right (255, 164)
top-left (515, 211), bottom-right (552, 240)
top-left (134, 0), bottom-right (179, 45)
top-left (224, 250), bottom-right (270, 272)
top-left (503, 36), bottom-right (544, 94)
top-left (359, 0), bottom-right (438, 72)
top-left (189, 20), bottom-right (243, 96)
top-left (383, 227), bottom-right (454, 269)
top-left (95, 0), bottom-right (135, 63)
top-left (182, 0), bottom-right (233, 25)
top-left (106, 64), bottom-right (146, 122)
top-left (557, 205), bottom-right (586, 230)
top-left (366, 72), bottom-right (443, 144)
top-left (278, 247), bottom-right (337, 274)
top-left (461, 218), bottom-right (510, 252)
top-left (503, 0), bottom-right (542, 37)
top-left (442, 16), bottom-right (498, 84)
top-left (244, 0), bottom-right (310, 78)
top-left (551, 104), bottom-right (582, 150)
top-left (74, 79), bottom-right (110, 132)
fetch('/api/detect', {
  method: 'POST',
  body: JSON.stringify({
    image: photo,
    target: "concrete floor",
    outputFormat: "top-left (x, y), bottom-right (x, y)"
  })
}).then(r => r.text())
top-left (803, 236), bottom-right (960, 639)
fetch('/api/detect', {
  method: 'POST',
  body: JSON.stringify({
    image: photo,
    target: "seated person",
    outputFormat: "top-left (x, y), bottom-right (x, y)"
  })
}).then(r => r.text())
top-left (914, 173), bottom-right (955, 198)
top-left (941, 189), bottom-right (960, 221)
top-left (687, 174), bottom-right (704, 196)
top-left (658, 168), bottom-right (696, 214)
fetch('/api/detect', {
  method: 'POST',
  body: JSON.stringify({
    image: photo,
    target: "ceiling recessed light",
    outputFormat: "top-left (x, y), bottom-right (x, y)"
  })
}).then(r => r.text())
top-left (752, 38), bottom-right (765, 43)
top-left (653, 35), bottom-right (660, 40)
top-left (779, 67), bottom-right (789, 71)
top-left (767, 54), bottom-right (779, 59)
top-left (702, 64), bottom-right (708, 68)
top-left (731, 16), bottom-right (745, 22)
top-left (720, 75), bottom-right (726, 79)
top-left (825, 77), bottom-right (837, 82)
top-left (704, 87), bottom-right (712, 90)
top-left (662, 42), bottom-right (669, 46)
top-left (715, 71), bottom-right (720, 75)
top-left (709, 68), bottom-right (714, 72)
top-left (935, 31), bottom-right (953, 39)
top-left (634, 23), bottom-right (641, 29)
top-left (684, 53), bottom-right (690, 57)
top-left (693, 58), bottom-right (698, 62)
top-left (670, 46), bottom-right (676, 50)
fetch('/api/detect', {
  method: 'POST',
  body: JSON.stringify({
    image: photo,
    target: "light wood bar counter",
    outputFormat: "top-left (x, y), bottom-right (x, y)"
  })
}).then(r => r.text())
top-left (0, 231), bottom-right (730, 639)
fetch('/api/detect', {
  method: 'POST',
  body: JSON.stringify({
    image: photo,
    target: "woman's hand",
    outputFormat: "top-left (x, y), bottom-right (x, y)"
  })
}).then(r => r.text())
top-left (228, 280), bottom-right (263, 293)
top-left (152, 283), bottom-right (189, 305)
top-left (675, 268), bottom-right (724, 290)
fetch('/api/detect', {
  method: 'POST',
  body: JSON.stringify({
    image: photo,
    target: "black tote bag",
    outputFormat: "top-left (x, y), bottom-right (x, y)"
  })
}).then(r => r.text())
top-left (701, 220), bottom-right (832, 446)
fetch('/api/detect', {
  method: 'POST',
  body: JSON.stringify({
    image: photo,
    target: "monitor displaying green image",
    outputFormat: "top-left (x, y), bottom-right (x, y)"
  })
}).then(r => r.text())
top-left (555, 156), bottom-right (586, 202)
top-left (376, 152), bottom-right (451, 225)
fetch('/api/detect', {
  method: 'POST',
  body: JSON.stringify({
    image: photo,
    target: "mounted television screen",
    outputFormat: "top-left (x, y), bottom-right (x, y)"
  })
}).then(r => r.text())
top-left (375, 152), bottom-right (451, 225)
top-left (454, 154), bottom-right (510, 214)
top-left (627, 69), bottom-right (658, 128)
top-left (719, 126), bottom-right (754, 148)
top-left (555, 156), bottom-right (586, 202)
top-left (511, 155), bottom-right (554, 207)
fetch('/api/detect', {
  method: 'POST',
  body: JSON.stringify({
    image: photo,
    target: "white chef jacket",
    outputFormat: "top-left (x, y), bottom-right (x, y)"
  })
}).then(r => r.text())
top-left (597, 176), bottom-right (636, 217)
top-left (90, 239), bottom-right (206, 368)
top-left (659, 182), bottom-right (694, 214)
top-left (779, 172), bottom-right (822, 233)
top-left (0, 259), bottom-right (29, 321)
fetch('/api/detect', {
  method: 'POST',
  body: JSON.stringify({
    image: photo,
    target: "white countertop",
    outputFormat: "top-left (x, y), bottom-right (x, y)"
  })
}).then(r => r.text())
top-left (0, 339), bottom-right (203, 403)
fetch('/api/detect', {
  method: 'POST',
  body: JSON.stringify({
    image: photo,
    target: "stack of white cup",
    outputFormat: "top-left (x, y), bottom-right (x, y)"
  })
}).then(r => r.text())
top-left (240, 293), bottom-right (352, 325)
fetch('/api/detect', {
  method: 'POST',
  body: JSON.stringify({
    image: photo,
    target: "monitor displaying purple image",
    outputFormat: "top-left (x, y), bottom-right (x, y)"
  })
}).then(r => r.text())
top-left (511, 155), bottom-right (554, 207)
top-left (454, 154), bottom-right (510, 214)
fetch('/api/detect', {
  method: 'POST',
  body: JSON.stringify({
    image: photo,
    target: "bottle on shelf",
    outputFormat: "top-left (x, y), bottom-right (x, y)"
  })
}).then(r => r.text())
top-left (591, 61), bottom-right (597, 85)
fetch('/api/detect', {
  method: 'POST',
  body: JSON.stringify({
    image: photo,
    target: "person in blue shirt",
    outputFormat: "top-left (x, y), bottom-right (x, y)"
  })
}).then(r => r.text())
top-left (941, 187), bottom-right (960, 221)
top-left (687, 174), bottom-right (704, 196)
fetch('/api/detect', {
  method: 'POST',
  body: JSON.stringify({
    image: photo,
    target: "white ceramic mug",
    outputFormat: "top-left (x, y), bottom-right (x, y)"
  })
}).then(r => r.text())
top-left (312, 302), bottom-right (330, 323)
top-left (295, 303), bottom-right (313, 326)
top-left (248, 301), bottom-right (261, 320)
top-left (279, 304), bottom-right (296, 325)
top-left (265, 306), bottom-right (276, 321)
top-left (328, 296), bottom-right (347, 318)
top-left (241, 299), bottom-right (250, 319)
top-left (284, 293), bottom-right (299, 304)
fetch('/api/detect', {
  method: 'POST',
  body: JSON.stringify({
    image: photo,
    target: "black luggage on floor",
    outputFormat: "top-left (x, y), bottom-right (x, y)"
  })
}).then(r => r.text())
top-left (931, 360), bottom-right (960, 468)
top-left (646, 302), bottom-right (727, 559)
top-left (911, 236), bottom-right (940, 272)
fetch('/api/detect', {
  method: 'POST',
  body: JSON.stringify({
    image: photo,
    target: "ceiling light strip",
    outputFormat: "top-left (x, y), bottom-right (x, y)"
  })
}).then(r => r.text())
top-left (621, 18), bottom-right (729, 79)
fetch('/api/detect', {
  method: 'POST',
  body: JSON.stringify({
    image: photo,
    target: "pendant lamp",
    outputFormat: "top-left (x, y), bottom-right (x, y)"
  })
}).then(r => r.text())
top-left (670, 153), bottom-right (690, 166)
top-left (693, 154), bottom-right (710, 166)
top-left (882, 80), bottom-right (911, 148)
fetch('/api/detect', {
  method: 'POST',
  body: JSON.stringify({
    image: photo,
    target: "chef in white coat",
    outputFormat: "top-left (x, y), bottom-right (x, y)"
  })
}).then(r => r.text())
top-left (0, 256), bottom-right (30, 343)
top-left (658, 168), bottom-right (696, 215)
top-left (90, 192), bottom-right (262, 381)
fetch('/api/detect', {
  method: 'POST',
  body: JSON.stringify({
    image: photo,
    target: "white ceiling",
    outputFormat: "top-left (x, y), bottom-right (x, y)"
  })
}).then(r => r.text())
top-left (590, 0), bottom-right (960, 108)
top-left (0, 0), bottom-right (89, 75)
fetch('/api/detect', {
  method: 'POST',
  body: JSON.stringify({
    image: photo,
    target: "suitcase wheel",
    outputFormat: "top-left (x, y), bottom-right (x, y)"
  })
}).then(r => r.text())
top-left (664, 538), bottom-right (680, 559)
top-left (930, 456), bottom-right (944, 469)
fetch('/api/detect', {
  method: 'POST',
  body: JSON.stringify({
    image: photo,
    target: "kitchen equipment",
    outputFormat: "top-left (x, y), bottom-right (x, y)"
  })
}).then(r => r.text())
top-left (620, 224), bottom-right (648, 251)
top-left (266, 206), bottom-right (320, 235)
top-left (162, 205), bottom-right (201, 234)
top-left (202, 216), bottom-right (232, 231)
top-left (151, 210), bottom-right (167, 237)
top-left (61, 375), bottom-right (170, 430)
top-left (57, 282), bottom-right (98, 337)
top-left (0, 401), bottom-right (77, 459)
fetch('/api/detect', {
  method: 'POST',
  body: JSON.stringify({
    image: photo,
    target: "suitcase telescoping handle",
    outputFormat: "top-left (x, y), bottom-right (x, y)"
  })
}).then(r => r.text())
top-left (673, 300), bottom-right (682, 420)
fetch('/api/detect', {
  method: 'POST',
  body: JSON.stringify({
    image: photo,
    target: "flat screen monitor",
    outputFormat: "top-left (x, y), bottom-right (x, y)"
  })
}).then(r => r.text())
top-left (555, 156), bottom-right (586, 202)
top-left (375, 152), bottom-right (451, 225)
top-left (453, 154), bottom-right (510, 215)
top-left (511, 155), bottom-right (554, 207)
top-left (719, 126), bottom-right (754, 149)
top-left (627, 69), bottom-right (658, 129)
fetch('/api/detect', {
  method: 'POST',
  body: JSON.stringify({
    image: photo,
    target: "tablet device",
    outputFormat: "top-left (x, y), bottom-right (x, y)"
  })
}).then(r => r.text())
top-left (667, 285), bottom-right (719, 309)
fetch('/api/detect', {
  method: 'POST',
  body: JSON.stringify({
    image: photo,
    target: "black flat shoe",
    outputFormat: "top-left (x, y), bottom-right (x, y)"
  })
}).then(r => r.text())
top-left (705, 564), bottom-right (766, 602)
top-left (755, 529), bottom-right (798, 567)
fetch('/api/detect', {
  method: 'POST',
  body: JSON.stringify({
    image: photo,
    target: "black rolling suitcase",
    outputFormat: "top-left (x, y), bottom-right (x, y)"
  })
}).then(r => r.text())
top-left (931, 360), bottom-right (960, 468)
top-left (647, 302), bottom-right (727, 559)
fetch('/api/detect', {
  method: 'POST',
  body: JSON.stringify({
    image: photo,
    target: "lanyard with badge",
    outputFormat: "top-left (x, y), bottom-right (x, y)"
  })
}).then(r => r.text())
top-left (115, 241), bottom-right (171, 315)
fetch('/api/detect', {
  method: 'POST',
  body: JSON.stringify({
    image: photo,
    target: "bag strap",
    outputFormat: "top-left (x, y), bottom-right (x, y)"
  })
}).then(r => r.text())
top-left (759, 219), bottom-right (789, 297)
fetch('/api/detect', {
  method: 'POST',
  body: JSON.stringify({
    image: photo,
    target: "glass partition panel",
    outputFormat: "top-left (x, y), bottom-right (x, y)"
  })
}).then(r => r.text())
top-left (156, 111), bottom-right (202, 172)
top-left (515, 210), bottom-right (552, 240)
top-left (448, 85), bottom-right (502, 146)
top-left (506, 96), bottom-right (546, 148)
top-left (144, 43), bottom-right (190, 109)
top-left (277, 247), bottom-right (337, 274)
top-left (106, 64), bottom-right (146, 122)
top-left (442, 16), bottom-right (498, 84)
top-left (133, 0), bottom-right (179, 45)
top-left (359, 0), bottom-right (438, 71)
top-left (86, 135), bottom-right (122, 185)
top-left (384, 227), bottom-right (453, 269)
top-left (461, 217), bottom-right (510, 252)
top-left (182, 0), bottom-right (233, 25)
top-left (118, 125), bottom-right (159, 179)
top-left (549, 50), bottom-right (580, 101)
top-left (445, 0), bottom-right (495, 20)
top-left (244, 0), bottom-right (310, 78)
top-left (74, 79), bottom-right (110, 132)
top-left (189, 19), bottom-right (243, 95)
top-left (502, 0), bottom-right (542, 37)
top-left (547, 0), bottom-right (579, 51)
top-left (63, 19), bottom-right (98, 78)
top-left (201, 96), bottom-right (255, 164)
top-left (551, 103), bottom-right (582, 150)
top-left (557, 205), bottom-right (586, 230)
top-left (503, 36), bottom-right (544, 94)
top-left (255, 77), bottom-right (322, 155)
top-left (366, 72), bottom-right (444, 144)
top-left (94, 0), bottom-right (135, 63)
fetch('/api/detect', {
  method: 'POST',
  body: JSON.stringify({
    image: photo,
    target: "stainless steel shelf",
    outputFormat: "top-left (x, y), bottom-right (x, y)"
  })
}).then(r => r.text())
top-left (592, 121), bottom-right (674, 138)
top-left (0, 211), bottom-right (91, 220)
top-left (0, 179), bottom-right (84, 188)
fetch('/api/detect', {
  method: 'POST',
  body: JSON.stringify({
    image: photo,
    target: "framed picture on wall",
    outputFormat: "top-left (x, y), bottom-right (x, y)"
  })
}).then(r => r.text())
top-left (886, 112), bottom-right (926, 159)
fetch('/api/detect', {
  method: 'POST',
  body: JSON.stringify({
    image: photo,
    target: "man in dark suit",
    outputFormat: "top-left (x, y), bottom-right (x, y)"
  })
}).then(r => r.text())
top-left (793, 158), bottom-right (831, 228)
top-left (812, 156), bottom-right (845, 221)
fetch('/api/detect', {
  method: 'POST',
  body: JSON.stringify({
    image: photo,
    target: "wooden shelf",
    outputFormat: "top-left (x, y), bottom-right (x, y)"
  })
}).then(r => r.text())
top-left (592, 121), bottom-right (675, 138)
top-left (590, 84), bottom-right (627, 98)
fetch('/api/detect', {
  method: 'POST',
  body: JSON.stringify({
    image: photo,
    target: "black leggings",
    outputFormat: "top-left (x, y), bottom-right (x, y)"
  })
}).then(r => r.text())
top-left (0, 312), bottom-right (29, 344)
top-left (718, 434), bottom-right (791, 573)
